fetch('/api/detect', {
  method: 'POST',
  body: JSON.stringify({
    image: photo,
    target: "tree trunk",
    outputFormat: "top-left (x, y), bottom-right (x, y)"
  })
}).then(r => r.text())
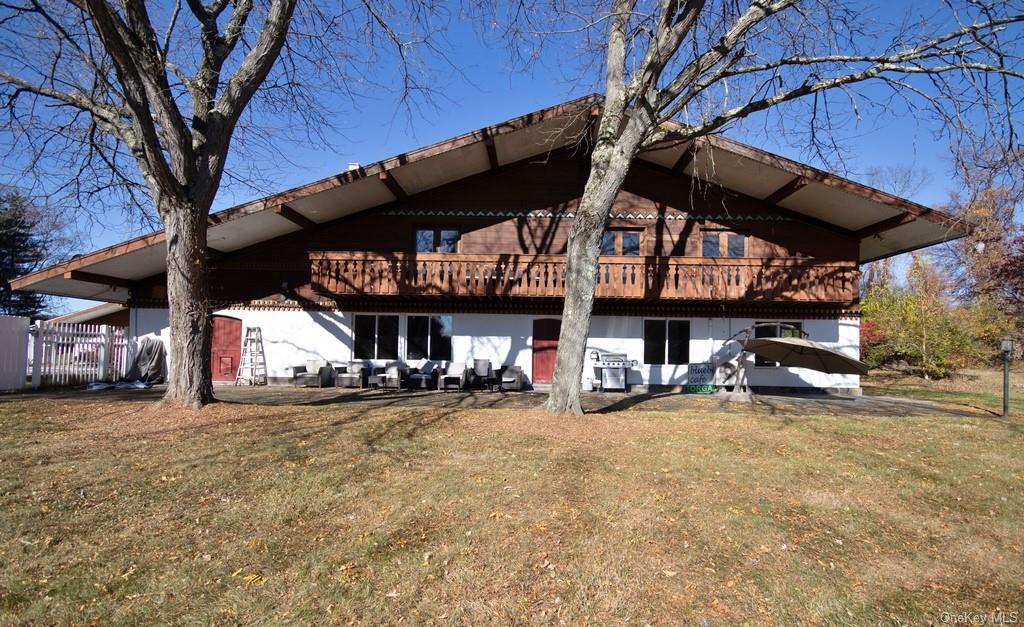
top-left (544, 141), bottom-right (637, 415)
top-left (161, 201), bottom-right (214, 407)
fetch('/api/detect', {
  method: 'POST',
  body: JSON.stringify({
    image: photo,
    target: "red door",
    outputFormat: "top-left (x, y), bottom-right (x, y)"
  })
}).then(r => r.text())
top-left (211, 316), bottom-right (242, 382)
top-left (532, 318), bottom-right (561, 384)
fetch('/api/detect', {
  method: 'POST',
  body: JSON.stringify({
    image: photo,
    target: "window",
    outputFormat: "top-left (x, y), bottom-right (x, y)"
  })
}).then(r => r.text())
top-left (353, 314), bottom-right (399, 360)
top-left (621, 232), bottom-right (641, 256)
top-left (727, 234), bottom-right (746, 258)
top-left (702, 231), bottom-right (746, 257)
top-left (601, 232), bottom-right (617, 256)
top-left (407, 315), bottom-right (453, 361)
top-left (754, 321), bottom-right (802, 367)
top-left (599, 230), bottom-right (643, 256)
top-left (415, 227), bottom-right (459, 253)
top-left (643, 319), bottom-right (690, 365)
top-left (701, 232), bottom-right (720, 257)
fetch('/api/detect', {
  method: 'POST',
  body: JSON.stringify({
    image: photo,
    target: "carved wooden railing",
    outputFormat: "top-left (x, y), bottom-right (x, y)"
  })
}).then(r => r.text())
top-left (309, 252), bottom-right (859, 303)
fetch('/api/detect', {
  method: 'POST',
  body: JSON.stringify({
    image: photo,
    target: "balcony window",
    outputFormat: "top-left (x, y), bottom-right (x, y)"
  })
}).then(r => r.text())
top-left (727, 234), bottom-right (746, 257)
top-left (415, 227), bottom-right (459, 253)
top-left (643, 319), bottom-right (690, 365)
top-left (621, 232), bottom-right (640, 256)
top-left (600, 229), bottom-right (643, 256)
top-left (754, 321), bottom-right (802, 367)
top-left (702, 231), bottom-right (746, 258)
top-left (407, 315), bottom-right (453, 361)
top-left (600, 232), bottom-right (616, 256)
top-left (701, 232), bottom-right (720, 257)
top-left (354, 314), bottom-right (399, 360)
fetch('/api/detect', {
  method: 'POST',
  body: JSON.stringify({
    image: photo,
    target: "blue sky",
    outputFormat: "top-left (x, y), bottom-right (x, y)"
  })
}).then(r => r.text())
top-left (38, 5), bottom-right (996, 312)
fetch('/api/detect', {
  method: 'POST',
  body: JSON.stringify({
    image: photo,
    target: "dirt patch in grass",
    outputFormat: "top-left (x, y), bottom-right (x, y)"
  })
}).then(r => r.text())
top-left (0, 393), bottom-right (1021, 624)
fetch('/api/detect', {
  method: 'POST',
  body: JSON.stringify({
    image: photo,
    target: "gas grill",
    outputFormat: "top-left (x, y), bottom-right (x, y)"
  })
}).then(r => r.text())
top-left (590, 351), bottom-right (638, 391)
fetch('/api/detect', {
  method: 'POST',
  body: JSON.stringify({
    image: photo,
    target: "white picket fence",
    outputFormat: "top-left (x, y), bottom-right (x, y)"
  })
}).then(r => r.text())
top-left (31, 321), bottom-right (131, 387)
top-left (0, 316), bottom-right (30, 391)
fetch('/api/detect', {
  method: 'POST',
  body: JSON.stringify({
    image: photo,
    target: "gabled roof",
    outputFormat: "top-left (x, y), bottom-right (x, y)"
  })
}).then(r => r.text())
top-left (11, 94), bottom-right (968, 303)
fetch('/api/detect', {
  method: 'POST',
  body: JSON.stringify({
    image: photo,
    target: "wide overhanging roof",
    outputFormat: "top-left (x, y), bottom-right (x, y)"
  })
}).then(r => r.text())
top-left (11, 94), bottom-right (968, 303)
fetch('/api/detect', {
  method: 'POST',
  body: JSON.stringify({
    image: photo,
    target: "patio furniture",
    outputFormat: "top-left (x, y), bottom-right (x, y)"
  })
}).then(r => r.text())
top-left (408, 362), bottom-right (440, 390)
top-left (381, 364), bottom-right (407, 391)
top-left (440, 362), bottom-right (468, 391)
top-left (335, 361), bottom-right (368, 388)
top-left (470, 359), bottom-right (494, 390)
top-left (498, 365), bottom-right (525, 391)
top-left (292, 359), bottom-right (333, 387)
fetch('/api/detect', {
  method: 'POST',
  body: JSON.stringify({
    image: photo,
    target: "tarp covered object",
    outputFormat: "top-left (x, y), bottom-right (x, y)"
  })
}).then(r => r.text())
top-left (740, 336), bottom-right (869, 375)
top-left (126, 337), bottom-right (166, 384)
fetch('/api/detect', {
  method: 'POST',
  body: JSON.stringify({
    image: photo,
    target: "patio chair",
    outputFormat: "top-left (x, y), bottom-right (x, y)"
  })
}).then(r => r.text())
top-left (408, 362), bottom-right (440, 390)
top-left (381, 364), bottom-right (407, 391)
top-left (470, 358), bottom-right (495, 390)
top-left (335, 361), bottom-right (367, 388)
top-left (292, 359), bottom-right (333, 387)
top-left (440, 362), bottom-right (468, 391)
top-left (498, 365), bottom-right (525, 391)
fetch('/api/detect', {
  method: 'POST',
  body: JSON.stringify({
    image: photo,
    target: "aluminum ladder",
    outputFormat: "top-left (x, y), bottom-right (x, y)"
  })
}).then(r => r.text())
top-left (234, 326), bottom-right (267, 386)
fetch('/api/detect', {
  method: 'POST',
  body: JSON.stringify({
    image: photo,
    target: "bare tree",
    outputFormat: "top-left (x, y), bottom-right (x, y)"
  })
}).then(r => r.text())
top-left (478, 0), bottom-right (1024, 414)
top-left (0, 0), bottom-right (449, 406)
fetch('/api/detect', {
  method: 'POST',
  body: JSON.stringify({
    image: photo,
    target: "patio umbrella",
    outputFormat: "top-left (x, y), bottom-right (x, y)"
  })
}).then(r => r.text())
top-left (740, 336), bottom-right (869, 375)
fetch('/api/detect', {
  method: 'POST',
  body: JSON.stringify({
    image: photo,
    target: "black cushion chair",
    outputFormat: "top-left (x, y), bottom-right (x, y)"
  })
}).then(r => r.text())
top-left (498, 365), bottom-right (525, 391)
top-left (408, 362), bottom-right (440, 390)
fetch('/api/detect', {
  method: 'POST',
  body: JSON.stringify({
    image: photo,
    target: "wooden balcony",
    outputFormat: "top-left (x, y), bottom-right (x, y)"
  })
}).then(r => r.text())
top-left (309, 252), bottom-right (858, 304)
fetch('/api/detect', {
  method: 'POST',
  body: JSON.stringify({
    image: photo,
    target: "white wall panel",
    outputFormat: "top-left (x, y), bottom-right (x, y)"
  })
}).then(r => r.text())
top-left (128, 308), bottom-right (859, 389)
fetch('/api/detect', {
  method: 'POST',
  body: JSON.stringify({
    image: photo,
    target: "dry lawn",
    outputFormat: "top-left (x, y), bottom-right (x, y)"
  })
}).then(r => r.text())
top-left (0, 393), bottom-right (1021, 625)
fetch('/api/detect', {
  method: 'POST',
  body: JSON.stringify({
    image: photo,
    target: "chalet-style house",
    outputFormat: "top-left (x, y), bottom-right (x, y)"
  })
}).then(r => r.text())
top-left (10, 95), bottom-right (967, 392)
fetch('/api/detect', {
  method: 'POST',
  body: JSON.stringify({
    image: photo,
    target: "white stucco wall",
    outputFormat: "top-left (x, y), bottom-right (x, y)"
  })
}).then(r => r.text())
top-left (129, 308), bottom-right (860, 389)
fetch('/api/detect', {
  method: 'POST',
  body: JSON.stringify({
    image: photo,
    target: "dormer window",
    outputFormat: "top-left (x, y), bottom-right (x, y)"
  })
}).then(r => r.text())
top-left (415, 227), bottom-right (459, 253)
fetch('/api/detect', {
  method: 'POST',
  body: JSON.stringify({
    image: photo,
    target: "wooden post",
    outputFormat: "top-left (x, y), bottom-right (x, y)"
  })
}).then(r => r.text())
top-left (31, 322), bottom-right (42, 389)
top-left (98, 325), bottom-right (111, 382)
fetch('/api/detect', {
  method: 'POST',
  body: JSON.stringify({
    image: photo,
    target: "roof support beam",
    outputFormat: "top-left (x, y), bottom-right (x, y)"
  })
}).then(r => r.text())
top-left (378, 171), bottom-right (409, 202)
top-left (273, 204), bottom-right (317, 230)
top-left (763, 176), bottom-right (809, 205)
top-left (482, 128), bottom-right (499, 172)
top-left (855, 212), bottom-right (916, 238)
top-left (63, 270), bottom-right (134, 289)
top-left (631, 159), bottom-right (858, 239)
top-left (671, 143), bottom-right (700, 175)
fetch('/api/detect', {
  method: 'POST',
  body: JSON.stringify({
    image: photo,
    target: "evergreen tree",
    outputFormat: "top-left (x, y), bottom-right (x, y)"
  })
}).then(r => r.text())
top-left (0, 190), bottom-right (48, 317)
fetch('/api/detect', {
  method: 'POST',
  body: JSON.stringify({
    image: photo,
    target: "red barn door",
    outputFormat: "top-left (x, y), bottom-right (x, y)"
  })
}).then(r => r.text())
top-left (211, 316), bottom-right (242, 382)
top-left (531, 318), bottom-right (561, 384)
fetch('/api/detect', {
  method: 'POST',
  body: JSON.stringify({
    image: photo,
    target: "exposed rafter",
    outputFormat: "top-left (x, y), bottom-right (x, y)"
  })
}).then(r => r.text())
top-left (671, 143), bottom-right (700, 175)
top-left (379, 171), bottom-right (409, 202)
top-left (273, 204), bottom-right (317, 230)
top-left (63, 270), bottom-right (134, 288)
top-left (763, 176), bottom-right (809, 205)
top-left (855, 212), bottom-right (917, 238)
